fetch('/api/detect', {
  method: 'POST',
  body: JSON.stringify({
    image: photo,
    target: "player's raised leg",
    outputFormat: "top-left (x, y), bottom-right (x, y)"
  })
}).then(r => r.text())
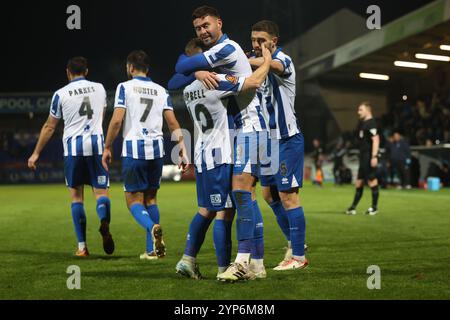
top-left (125, 189), bottom-right (161, 260)
top-left (93, 187), bottom-right (114, 255)
top-left (143, 187), bottom-right (166, 259)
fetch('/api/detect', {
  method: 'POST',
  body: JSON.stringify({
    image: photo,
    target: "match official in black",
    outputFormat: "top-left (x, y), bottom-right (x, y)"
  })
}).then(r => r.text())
top-left (346, 102), bottom-right (380, 215)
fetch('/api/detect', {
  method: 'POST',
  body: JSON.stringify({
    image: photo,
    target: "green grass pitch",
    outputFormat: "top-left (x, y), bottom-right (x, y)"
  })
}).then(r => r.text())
top-left (1, 182), bottom-right (449, 299)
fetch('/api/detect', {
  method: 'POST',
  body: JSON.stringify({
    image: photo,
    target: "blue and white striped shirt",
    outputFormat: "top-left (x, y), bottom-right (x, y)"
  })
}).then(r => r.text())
top-left (114, 76), bottom-right (173, 160)
top-left (49, 78), bottom-right (107, 157)
top-left (258, 48), bottom-right (300, 139)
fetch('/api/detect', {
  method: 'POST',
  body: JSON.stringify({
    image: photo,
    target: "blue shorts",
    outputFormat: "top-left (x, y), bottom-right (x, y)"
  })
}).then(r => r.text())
top-left (260, 133), bottom-right (304, 191)
top-left (64, 155), bottom-right (109, 189)
top-left (122, 157), bottom-right (163, 192)
top-left (196, 164), bottom-right (234, 212)
top-left (233, 131), bottom-right (268, 178)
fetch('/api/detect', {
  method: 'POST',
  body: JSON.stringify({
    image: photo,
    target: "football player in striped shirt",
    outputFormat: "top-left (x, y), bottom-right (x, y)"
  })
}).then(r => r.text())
top-left (249, 20), bottom-right (308, 270)
top-left (28, 57), bottom-right (114, 257)
top-left (175, 5), bottom-right (269, 282)
top-left (102, 50), bottom-right (188, 260)
top-left (173, 39), bottom-right (272, 280)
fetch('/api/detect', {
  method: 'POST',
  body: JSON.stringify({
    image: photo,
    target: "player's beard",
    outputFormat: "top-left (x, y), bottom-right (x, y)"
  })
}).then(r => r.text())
top-left (201, 33), bottom-right (215, 48)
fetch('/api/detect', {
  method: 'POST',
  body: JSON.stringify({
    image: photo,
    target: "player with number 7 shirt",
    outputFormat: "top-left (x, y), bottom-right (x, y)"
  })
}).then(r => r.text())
top-left (102, 50), bottom-right (189, 261)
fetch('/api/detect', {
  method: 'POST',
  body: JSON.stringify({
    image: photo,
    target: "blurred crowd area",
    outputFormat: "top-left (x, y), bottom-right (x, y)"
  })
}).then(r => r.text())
top-left (0, 129), bottom-right (179, 168)
top-left (381, 91), bottom-right (450, 146)
top-left (312, 93), bottom-right (450, 189)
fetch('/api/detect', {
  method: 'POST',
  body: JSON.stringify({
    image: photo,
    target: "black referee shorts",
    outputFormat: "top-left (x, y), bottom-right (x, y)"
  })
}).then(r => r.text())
top-left (357, 156), bottom-right (377, 181)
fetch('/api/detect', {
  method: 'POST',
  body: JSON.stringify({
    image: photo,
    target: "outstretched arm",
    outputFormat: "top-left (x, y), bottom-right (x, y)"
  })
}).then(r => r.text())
top-left (28, 115), bottom-right (60, 170)
top-left (249, 57), bottom-right (285, 75)
top-left (175, 53), bottom-right (211, 75)
top-left (168, 73), bottom-right (196, 91)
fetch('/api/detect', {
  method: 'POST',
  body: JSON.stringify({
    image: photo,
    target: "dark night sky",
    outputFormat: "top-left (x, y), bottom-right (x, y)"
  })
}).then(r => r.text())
top-left (1, 0), bottom-right (434, 92)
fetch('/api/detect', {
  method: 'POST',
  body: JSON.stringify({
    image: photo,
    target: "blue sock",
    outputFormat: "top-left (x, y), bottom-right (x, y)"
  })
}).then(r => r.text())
top-left (71, 202), bottom-right (87, 242)
top-left (96, 196), bottom-right (110, 223)
top-left (251, 200), bottom-right (264, 259)
top-left (130, 204), bottom-right (155, 253)
top-left (184, 213), bottom-right (212, 257)
top-left (286, 207), bottom-right (306, 257)
top-left (146, 204), bottom-right (160, 224)
top-left (232, 190), bottom-right (255, 254)
top-left (214, 219), bottom-right (233, 268)
top-left (224, 220), bottom-right (232, 264)
top-left (270, 201), bottom-right (290, 241)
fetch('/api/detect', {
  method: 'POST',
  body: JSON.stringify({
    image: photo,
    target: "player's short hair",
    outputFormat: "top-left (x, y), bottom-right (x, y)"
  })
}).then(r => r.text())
top-left (192, 5), bottom-right (220, 21)
top-left (185, 38), bottom-right (205, 56)
top-left (67, 56), bottom-right (88, 75)
top-left (252, 20), bottom-right (279, 38)
top-left (126, 50), bottom-right (150, 72)
top-left (360, 101), bottom-right (373, 111)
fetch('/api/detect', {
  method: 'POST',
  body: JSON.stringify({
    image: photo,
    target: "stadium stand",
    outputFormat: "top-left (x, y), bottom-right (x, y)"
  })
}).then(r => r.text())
top-left (279, 0), bottom-right (450, 187)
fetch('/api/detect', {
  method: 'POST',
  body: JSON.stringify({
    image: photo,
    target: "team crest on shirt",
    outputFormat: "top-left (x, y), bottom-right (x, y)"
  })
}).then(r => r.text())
top-left (280, 162), bottom-right (288, 176)
top-left (225, 75), bottom-right (238, 84)
top-left (210, 194), bottom-right (222, 206)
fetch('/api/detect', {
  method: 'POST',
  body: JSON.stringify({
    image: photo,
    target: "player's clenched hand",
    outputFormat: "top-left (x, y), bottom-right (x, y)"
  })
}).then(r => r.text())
top-left (371, 157), bottom-right (378, 168)
top-left (102, 148), bottom-right (112, 171)
top-left (27, 153), bottom-right (39, 171)
top-left (195, 71), bottom-right (219, 90)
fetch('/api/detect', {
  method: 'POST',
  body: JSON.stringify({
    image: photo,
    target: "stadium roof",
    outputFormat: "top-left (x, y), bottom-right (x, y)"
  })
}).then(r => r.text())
top-left (299, 0), bottom-right (450, 83)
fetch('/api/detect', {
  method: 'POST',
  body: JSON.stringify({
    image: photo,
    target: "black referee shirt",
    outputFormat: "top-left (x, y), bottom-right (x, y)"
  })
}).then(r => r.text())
top-left (357, 118), bottom-right (378, 158)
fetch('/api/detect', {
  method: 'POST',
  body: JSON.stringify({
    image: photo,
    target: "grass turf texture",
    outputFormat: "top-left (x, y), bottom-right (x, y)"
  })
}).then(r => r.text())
top-left (0, 182), bottom-right (449, 300)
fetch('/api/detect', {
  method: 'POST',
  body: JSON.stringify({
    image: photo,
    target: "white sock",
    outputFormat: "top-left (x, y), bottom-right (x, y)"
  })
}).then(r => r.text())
top-left (293, 255), bottom-right (305, 262)
top-left (251, 259), bottom-right (264, 269)
top-left (78, 242), bottom-right (86, 251)
top-left (288, 241), bottom-right (292, 248)
top-left (218, 266), bottom-right (227, 274)
top-left (182, 254), bottom-right (196, 264)
top-left (235, 253), bottom-right (251, 264)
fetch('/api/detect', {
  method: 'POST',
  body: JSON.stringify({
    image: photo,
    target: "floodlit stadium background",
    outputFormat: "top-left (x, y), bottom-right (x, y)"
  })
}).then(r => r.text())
top-left (0, 0), bottom-right (449, 300)
top-left (1, 0), bottom-right (448, 186)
